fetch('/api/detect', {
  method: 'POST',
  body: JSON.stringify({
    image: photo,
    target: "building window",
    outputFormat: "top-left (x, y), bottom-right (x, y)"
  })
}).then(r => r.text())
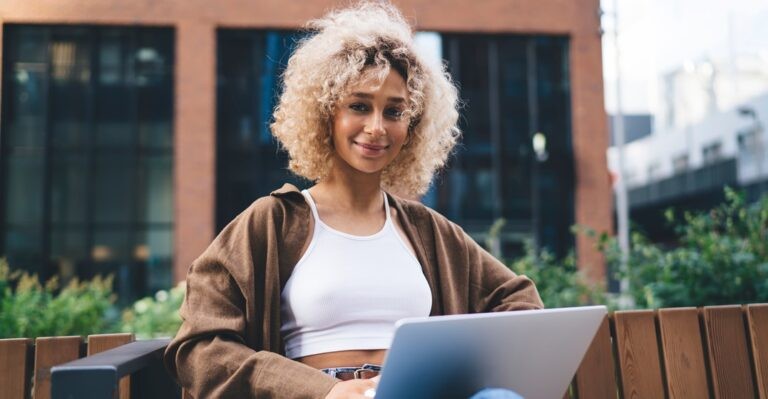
top-left (0, 25), bottom-right (174, 303)
top-left (215, 30), bottom-right (308, 231)
top-left (738, 129), bottom-right (757, 151)
top-left (433, 34), bottom-right (574, 258)
top-left (702, 141), bottom-right (722, 165)
top-left (647, 162), bottom-right (661, 180)
top-left (672, 154), bottom-right (689, 174)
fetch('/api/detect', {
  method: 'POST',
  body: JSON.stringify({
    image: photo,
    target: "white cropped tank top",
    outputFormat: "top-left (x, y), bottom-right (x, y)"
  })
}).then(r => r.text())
top-left (280, 190), bottom-right (432, 359)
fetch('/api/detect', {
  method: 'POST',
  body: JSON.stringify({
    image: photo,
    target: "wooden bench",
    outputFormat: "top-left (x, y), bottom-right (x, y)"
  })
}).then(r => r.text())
top-left (570, 303), bottom-right (768, 399)
top-left (2, 303), bottom-right (767, 398)
top-left (0, 333), bottom-right (181, 399)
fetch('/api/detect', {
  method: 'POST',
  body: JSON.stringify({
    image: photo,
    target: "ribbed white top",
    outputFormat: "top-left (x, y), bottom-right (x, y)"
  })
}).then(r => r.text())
top-left (280, 189), bottom-right (432, 359)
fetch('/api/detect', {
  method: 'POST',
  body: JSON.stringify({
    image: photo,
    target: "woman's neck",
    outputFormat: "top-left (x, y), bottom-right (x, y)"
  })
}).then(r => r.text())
top-left (312, 166), bottom-right (384, 214)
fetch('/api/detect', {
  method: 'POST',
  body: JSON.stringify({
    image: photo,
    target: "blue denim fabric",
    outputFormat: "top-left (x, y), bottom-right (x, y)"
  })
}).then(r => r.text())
top-left (321, 365), bottom-right (524, 398)
top-left (469, 388), bottom-right (524, 399)
top-left (321, 363), bottom-right (381, 379)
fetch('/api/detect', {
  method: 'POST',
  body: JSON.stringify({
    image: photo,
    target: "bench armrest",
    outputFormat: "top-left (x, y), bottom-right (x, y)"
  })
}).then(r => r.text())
top-left (51, 338), bottom-right (177, 399)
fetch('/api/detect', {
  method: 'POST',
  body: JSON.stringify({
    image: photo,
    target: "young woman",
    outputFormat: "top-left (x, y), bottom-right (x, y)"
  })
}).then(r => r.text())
top-left (164, 2), bottom-right (543, 398)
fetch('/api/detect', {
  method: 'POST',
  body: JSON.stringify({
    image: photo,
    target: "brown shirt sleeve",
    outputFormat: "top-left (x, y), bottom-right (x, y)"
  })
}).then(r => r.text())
top-left (399, 198), bottom-right (543, 315)
top-left (163, 198), bottom-right (337, 398)
top-left (460, 229), bottom-right (545, 312)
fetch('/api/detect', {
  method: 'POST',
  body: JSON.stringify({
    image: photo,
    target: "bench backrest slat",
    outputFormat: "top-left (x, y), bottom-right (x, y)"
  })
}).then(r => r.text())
top-left (574, 315), bottom-right (617, 399)
top-left (747, 304), bottom-right (768, 398)
top-left (0, 338), bottom-right (32, 399)
top-left (657, 307), bottom-right (711, 398)
top-left (614, 310), bottom-right (666, 398)
top-left (33, 337), bottom-right (82, 399)
top-left (88, 334), bottom-right (135, 399)
top-left (3, 304), bottom-right (767, 398)
top-left (702, 305), bottom-right (756, 398)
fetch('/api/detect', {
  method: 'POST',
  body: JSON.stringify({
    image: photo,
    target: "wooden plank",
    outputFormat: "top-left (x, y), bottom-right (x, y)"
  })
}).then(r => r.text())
top-left (0, 338), bottom-right (32, 399)
top-left (574, 315), bottom-right (618, 399)
top-left (746, 304), bottom-right (768, 398)
top-left (33, 336), bottom-right (82, 399)
top-left (657, 307), bottom-right (710, 399)
top-left (88, 334), bottom-right (134, 399)
top-left (86, 333), bottom-right (134, 356)
top-left (703, 305), bottom-right (755, 399)
top-left (613, 310), bottom-right (665, 398)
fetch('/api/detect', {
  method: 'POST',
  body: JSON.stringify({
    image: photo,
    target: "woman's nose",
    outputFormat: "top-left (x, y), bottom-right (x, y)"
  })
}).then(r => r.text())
top-left (364, 113), bottom-right (386, 137)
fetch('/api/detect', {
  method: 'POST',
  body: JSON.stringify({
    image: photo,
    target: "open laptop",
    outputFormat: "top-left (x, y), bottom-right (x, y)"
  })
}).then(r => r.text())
top-left (373, 305), bottom-right (607, 399)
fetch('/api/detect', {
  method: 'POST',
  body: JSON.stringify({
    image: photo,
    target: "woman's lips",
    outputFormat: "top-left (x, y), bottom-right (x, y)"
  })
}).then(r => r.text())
top-left (355, 142), bottom-right (387, 150)
top-left (354, 141), bottom-right (389, 156)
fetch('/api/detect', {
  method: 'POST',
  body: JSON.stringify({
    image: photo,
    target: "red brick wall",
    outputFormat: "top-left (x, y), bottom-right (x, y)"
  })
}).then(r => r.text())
top-left (0, 0), bottom-right (611, 285)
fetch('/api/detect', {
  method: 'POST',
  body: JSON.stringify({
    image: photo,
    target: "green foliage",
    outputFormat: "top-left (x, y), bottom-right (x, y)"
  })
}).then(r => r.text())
top-left (120, 282), bottom-right (185, 339)
top-left (0, 257), bottom-right (185, 339)
top-left (487, 219), bottom-right (606, 308)
top-left (509, 242), bottom-right (606, 308)
top-left (0, 258), bottom-right (117, 338)
top-left (597, 188), bottom-right (768, 308)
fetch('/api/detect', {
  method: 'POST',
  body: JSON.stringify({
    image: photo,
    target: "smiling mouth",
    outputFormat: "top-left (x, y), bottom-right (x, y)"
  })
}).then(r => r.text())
top-left (354, 141), bottom-right (390, 151)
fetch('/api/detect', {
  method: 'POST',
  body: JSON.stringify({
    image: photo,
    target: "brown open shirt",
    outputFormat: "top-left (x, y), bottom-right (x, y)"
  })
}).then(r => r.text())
top-left (164, 184), bottom-right (543, 398)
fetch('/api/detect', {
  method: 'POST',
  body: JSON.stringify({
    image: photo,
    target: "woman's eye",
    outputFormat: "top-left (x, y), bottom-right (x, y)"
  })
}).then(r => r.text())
top-left (386, 108), bottom-right (404, 119)
top-left (350, 103), bottom-right (369, 112)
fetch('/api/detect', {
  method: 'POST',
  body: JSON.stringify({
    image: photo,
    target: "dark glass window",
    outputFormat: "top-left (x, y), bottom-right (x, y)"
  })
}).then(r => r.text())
top-left (216, 30), bottom-right (308, 231)
top-left (0, 25), bottom-right (174, 303)
top-left (435, 34), bottom-right (574, 258)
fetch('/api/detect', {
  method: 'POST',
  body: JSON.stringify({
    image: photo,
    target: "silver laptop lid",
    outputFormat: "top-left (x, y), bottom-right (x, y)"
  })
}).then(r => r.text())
top-left (374, 306), bottom-right (607, 399)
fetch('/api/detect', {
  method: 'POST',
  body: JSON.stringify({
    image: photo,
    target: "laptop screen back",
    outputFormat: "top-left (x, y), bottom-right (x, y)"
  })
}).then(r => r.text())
top-left (374, 306), bottom-right (607, 399)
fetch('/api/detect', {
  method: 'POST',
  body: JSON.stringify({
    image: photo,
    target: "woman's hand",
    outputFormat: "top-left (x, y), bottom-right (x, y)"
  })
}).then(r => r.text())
top-left (324, 376), bottom-right (380, 399)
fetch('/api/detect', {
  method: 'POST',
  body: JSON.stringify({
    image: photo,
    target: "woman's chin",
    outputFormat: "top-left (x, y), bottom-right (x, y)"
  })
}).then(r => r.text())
top-left (344, 160), bottom-right (388, 175)
top-left (353, 165), bottom-right (386, 175)
top-left (332, 153), bottom-right (392, 176)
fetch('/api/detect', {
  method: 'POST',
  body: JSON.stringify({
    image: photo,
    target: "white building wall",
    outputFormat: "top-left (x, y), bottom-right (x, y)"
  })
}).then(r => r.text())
top-left (609, 92), bottom-right (768, 189)
top-left (609, 55), bottom-right (768, 190)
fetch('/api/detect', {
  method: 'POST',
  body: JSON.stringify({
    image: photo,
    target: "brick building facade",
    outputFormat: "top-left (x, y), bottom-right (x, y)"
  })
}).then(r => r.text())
top-left (0, 0), bottom-right (611, 299)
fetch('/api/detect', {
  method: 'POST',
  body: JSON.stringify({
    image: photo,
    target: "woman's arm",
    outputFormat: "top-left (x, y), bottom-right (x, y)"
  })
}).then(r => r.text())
top-left (163, 198), bottom-right (338, 398)
top-left (461, 229), bottom-right (544, 312)
top-left (391, 198), bottom-right (543, 315)
top-left (165, 259), bottom-right (337, 398)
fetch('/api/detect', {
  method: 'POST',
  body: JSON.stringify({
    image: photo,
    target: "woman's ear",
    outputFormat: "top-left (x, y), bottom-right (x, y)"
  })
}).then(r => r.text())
top-left (327, 120), bottom-right (335, 148)
top-left (407, 115), bottom-right (421, 136)
top-left (403, 131), bottom-right (411, 146)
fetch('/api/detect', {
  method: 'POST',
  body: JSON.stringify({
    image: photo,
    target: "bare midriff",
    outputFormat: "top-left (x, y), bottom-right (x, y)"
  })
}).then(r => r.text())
top-left (297, 349), bottom-right (388, 370)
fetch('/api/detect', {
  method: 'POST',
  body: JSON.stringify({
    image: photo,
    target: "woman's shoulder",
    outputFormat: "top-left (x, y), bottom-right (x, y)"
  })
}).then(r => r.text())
top-left (244, 183), bottom-right (306, 214)
top-left (220, 183), bottom-right (308, 233)
top-left (388, 193), bottom-right (465, 237)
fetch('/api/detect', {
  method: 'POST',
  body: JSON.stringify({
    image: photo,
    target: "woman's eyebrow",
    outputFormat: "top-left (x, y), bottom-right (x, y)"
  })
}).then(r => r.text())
top-left (351, 92), bottom-right (406, 103)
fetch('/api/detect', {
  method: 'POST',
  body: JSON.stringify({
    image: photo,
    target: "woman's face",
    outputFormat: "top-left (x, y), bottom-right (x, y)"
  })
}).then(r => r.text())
top-left (330, 69), bottom-right (410, 176)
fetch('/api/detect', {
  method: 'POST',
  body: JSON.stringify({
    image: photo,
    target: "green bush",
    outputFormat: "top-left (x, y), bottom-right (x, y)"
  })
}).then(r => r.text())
top-left (0, 258), bottom-right (117, 338)
top-left (487, 219), bottom-right (606, 308)
top-left (120, 282), bottom-right (184, 339)
top-left (508, 242), bottom-right (607, 308)
top-left (597, 188), bottom-right (768, 308)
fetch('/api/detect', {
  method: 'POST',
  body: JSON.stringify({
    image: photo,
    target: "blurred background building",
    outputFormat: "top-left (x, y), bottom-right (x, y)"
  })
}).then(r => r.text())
top-left (0, 0), bottom-right (610, 302)
top-left (609, 58), bottom-right (768, 242)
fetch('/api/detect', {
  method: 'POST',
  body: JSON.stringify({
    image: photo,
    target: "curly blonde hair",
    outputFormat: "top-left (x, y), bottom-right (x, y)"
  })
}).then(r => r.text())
top-left (271, 0), bottom-right (461, 196)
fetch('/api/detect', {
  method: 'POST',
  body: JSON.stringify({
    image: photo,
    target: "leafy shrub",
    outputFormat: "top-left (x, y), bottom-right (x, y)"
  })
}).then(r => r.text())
top-left (0, 258), bottom-right (117, 338)
top-left (597, 188), bottom-right (768, 308)
top-left (121, 282), bottom-right (185, 339)
top-left (487, 220), bottom-right (606, 308)
top-left (508, 242), bottom-right (607, 308)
